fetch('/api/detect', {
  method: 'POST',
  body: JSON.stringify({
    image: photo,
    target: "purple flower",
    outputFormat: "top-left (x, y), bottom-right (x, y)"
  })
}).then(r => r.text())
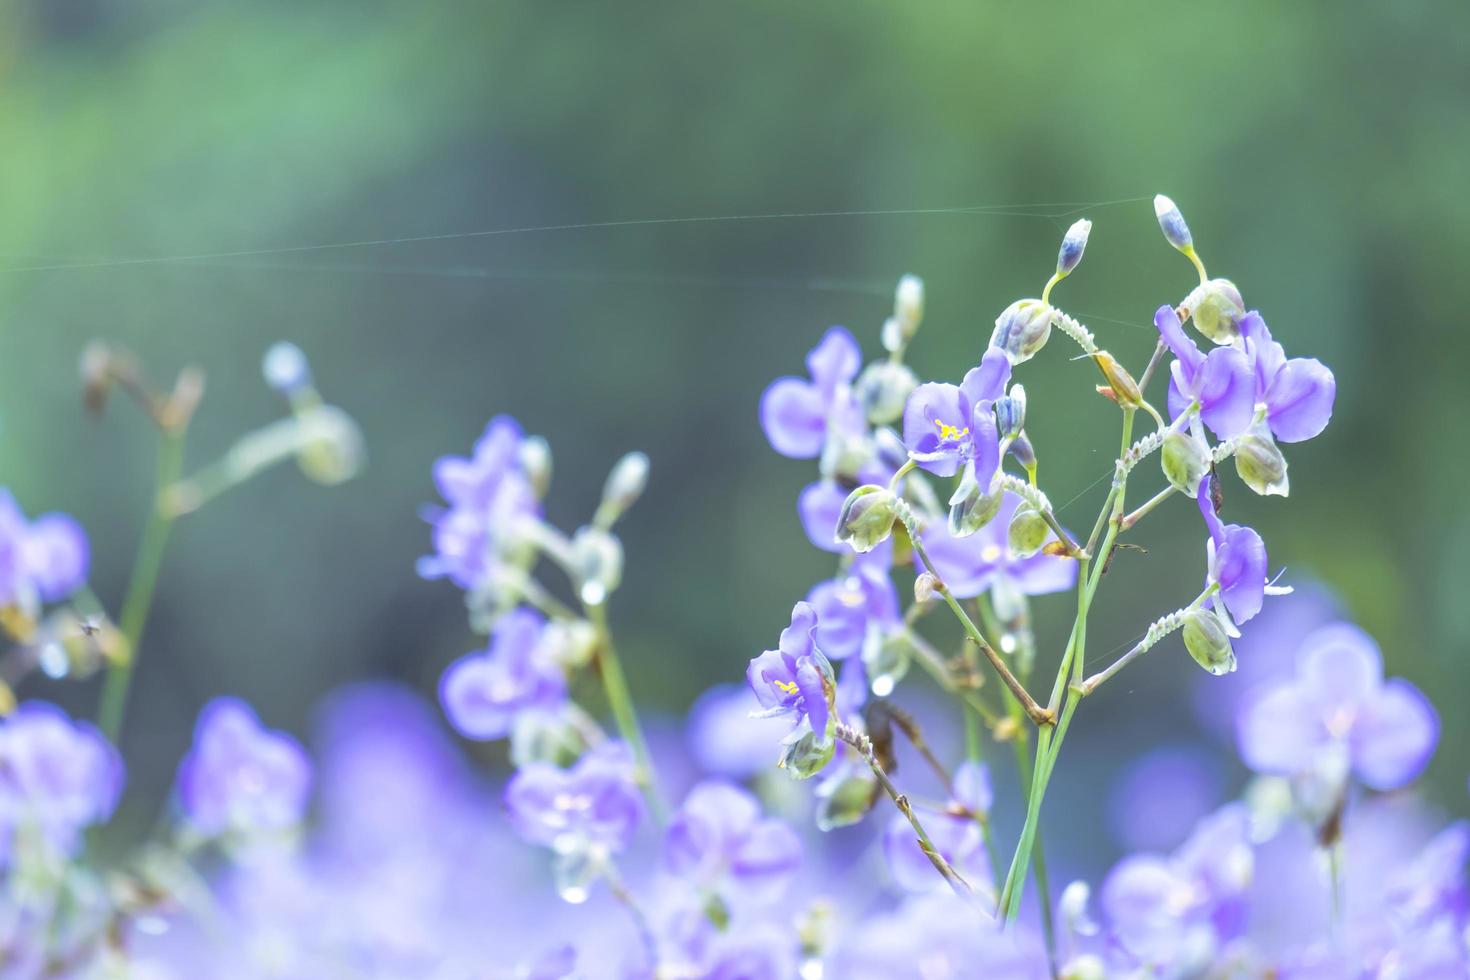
top-left (759, 327), bottom-right (863, 459)
top-left (798, 479), bottom-right (895, 565)
top-left (665, 781), bottom-right (801, 900)
top-left (804, 563), bottom-right (900, 662)
top-left (176, 697), bottom-right (313, 838)
top-left (1197, 481), bottom-right (1269, 627)
top-left (1236, 623), bottom-right (1438, 791)
top-left (0, 490), bottom-right (89, 609)
top-left (1239, 313), bottom-right (1336, 444)
top-left (685, 685), bottom-right (795, 779)
top-left (1106, 745), bottom-right (1224, 854)
top-left (1155, 305), bottom-right (1255, 439)
top-left (901, 349), bottom-right (1010, 479)
top-left (439, 607), bottom-right (565, 740)
top-left (882, 809), bottom-right (987, 894)
top-left (0, 702), bottom-right (122, 862)
top-left (1101, 804), bottom-right (1252, 973)
top-left (746, 603), bottom-right (834, 740)
top-left (505, 742), bottom-right (643, 854)
top-left (417, 416), bottom-right (540, 591)
top-left (953, 760), bottom-right (994, 816)
top-left (920, 492), bottom-right (1077, 600)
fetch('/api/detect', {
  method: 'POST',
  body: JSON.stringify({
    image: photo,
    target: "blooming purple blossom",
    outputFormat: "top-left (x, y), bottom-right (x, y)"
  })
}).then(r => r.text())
top-left (1238, 312), bottom-right (1336, 444)
top-left (883, 809), bottom-right (987, 895)
top-left (0, 490), bottom-right (90, 610)
top-left (439, 607), bottom-right (565, 740)
top-left (1236, 623), bottom-right (1438, 791)
top-left (665, 781), bottom-right (801, 900)
top-left (0, 702), bottom-right (121, 863)
top-left (1197, 481), bottom-right (1270, 628)
top-left (176, 697), bottom-right (313, 838)
top-left (417, 415), bottom-right (539, 591)
top-left (1155, 305), bottom-right (1255, 439)
top-left (505, 741), bottom-right (643, 854)
top-left (758, 326), bottom-right (863, 459)
top-left (920, 492), bottom-right (1077, 600)
top-left (746, 602), bottom-right (834, 740)
top-left (804, 562), bottom-right (899, 662)
top-left (901, 348), bottom-right (1010, 479)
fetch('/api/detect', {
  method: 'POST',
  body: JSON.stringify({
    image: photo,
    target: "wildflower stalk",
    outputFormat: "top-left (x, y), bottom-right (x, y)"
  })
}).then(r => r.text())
top-left (835, 722), bottom-right (973, 900)
top-left (98, 428), bottom-right (186, 742)
top-left (585, 601), bottom-right (666, 822)
top-left (1073, 584), bottom-right (1218, 696)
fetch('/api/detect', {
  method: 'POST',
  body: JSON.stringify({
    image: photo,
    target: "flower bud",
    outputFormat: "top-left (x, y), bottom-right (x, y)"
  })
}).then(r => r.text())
top-left (262, 342), bottom-right (312, 395)
top-left (835, 485), bottom-right (899, 554)
top-left (538, 619), bottom-right (599, 671)
top-left (510, 707), bottom-right (593, 769)
top-left (995, 385), bottom-right (1027, 440)
top-left (855, 360), bottom-right (918, 425)
top-left (1056, 219), bottom-right (1092, 277)
top-left (295, 405), bottom-right (365, 485)
top-left (1182, 608), bottom-right (1236, 675)
top-left (1185, 278), bottom-right (1246, 345)
top-left (894, 274), bottom-right (924, 335)
top-left (814, 766), bottom-right (879, 831)
top-left (596, 450), bottom-right (647, 523)
top-left (1233, 423), bottom-right (1289, 497)
top-left (570, 526), bottom-right (624, 605)
top-left (1091, 351), bottom-right (1142, 407)
top-left (1007, 433), bottom-right (1037, 472)
top-left (862, 630), bottom-right (913, 698)
top-left (520, 436), bottom-right (554, 499)
top-left (947, 463), bottom-right (1003, 537)
top-left (1007, 502), bottom-right (1049, 559)
top-left (988, 299), bottom-right (1054, 365)
top-left (1153, 194), bottom-right (1193, 251)
top-left (1161, 428), bottom-right (1210, 495)
top-left (779, 729), bottom-right (835, 780)
top-left (913, 572), bottom-right (941, 604)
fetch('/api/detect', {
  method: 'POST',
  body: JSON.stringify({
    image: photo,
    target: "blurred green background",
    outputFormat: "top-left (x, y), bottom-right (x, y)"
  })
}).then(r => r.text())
top-left (3, 0), bottom-right (1468, 860)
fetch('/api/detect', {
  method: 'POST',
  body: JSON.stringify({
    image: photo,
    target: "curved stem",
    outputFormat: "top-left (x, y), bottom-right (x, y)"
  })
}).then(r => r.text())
top-left (586, 602), bottom-right (666, 823)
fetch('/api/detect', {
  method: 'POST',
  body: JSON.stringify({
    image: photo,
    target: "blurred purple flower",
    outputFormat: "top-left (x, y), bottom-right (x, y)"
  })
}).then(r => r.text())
top-left (833, 893), bottom-right (1049, 978)
top-left (1236, 623), bottom-right (1438, 791)
top-left (177, 697), bottom-right (313, 838)
top-left (684, 685), bottom-right (791, 779)
top-left (1155, 305), bottom-right (1255, 438)
top-left (0, 490), bottom-right (90, 609)
top-left (1198, 481), bottom-right (1269, 627)
top-left (920, 492), bottom-right (1077, 600)
top-left (759, 326), bottom-right (863, 459)
top-left (417, 415), bottom-right (539, 590)
top-left (665, 781), bottom-right (801, 900)
top-left (1106, 745), bottom-right (1224, 854)
top-left (882, 809), bottom-right (986, 894)
top-left (746, 602), bottom-right (833, 739)
top-left (505, 742), bottom-right (643, 854)
top-left (901, 349), bottom-right (1009, 479)
top-left (0, 701), bottom-right (121, 862)
top-left (805, 563), bottom-right (900, 662)
top-left (439, 607), bottom-right (565, 740)
top-left (1238, 313), bottom-right (1336, 444)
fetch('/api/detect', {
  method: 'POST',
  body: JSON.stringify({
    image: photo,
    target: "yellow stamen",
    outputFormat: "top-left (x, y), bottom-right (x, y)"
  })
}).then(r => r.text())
top-left (935, 419), bottom-right (969, 442)
top-left (774, 679), bottom-right (800, 695)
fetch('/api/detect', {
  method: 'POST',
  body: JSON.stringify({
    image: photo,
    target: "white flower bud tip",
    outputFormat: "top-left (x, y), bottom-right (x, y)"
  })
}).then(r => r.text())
top-left (262, 342), bottom-right (312, 395)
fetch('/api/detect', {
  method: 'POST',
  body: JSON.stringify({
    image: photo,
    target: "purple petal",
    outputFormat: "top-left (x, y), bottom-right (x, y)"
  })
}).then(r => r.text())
top-left (969, 401), bottom-right (1001, 490)
top-left (1155, 305), bottom-right (1204, 375)
top-left (1266, 358), bottom-right (1335, 443)
top-left (729, 818), bottom-right (803, 897)
top-left (1239, 313), bottom-right (1285, 398)
top-left (806, 326), bottom-right (862, 395)
top-left (746, 649), bottom-right (799, 712)
top-left (797, 480), bottom-right (847, 553)
top-left (1216, 524), bottom-right (1267, 625)
top-left (759, 378), bottom-right (827, 458)
top-left (1196, 482), bottom-right (1226, 549)
top-left (952, 761), bottom-right (993, 815)
top-left (1236, 685), bottom-right (1321, 775)
top-left (1296, 624), bottom-right (1383, 719)
top-left (1166, 371), bottom-right (1191, 424)
top-left (1195, 346), bottom-right (1256, 440)
top-left (780, 602), bottom-right (819, 659)
top-left (23, 513), bottom-right (90, 602)
top-left (806, 579), bottom-right (868, 661)
top-left (920, 522), bottom-right (1002, 599)
top-left (667, 781), bottom-right (761, 878)
top-left (438, 654), bottom-right (517, 739)
top-left (960, 349), bottom-right (1012, 406)
top-left (795, 658), bottom-right (829, 736)
top-left (1005, 550), bottom-right (1079, 596)
top-left (1351, 679), bottom-right (1438, 790)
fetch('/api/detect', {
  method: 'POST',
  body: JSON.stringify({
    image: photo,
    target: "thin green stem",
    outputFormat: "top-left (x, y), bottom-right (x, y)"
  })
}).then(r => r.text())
top-left (1122, 486), bottom-right (1178, 530)
top-left (98, 430), bottom-right (186, 742)
top-left (586, 602), bottom-right (666, 822)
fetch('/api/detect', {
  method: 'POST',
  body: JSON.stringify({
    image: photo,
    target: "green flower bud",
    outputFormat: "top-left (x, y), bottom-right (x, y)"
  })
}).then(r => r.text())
top-left (1161, 428), bottom-right (1210, 495)
top-left (779, 729), bottom-right (836, 780)
top-left (510, 706), bottom-right (594, 769)
top-left (570, 526), bottom-right (624, 605)
top-left (862, 630), bottom-right (913, 698)
top-left (894, 274), bottom-right (924, 335)
top-left (1056, 219), bottom-right (1092, 277)
top-left (989, 299), bottom-right (1054, 365)
top-left (1187, 278), bottom-right (1246, 345)
top-left (520, 436), bottom-right (554, 499)
top-left (856, 360), bottom-right (918, 425)
top-left (1092, 351), bottom-right (1143, 407)
top-left (995, 385), bottom-right (1027, 440)
top-left (294, 405), bottom-right (365, 486)
top-left (947, 463), bottom-right (1004, 537)
top-left (835, 485), bottom-right (899, 553)
top-left (913, 572), bottom-right (941, 604)
top-left (598, 450), bottom-right (647, 517)
top-left (1182, 608), bottom-right (1236, 676)
top-left (1153, 194), bottom-right (1193, 251)
top-left (814, 767), bottom-right (880, 831)
top-left (1234, 423), bottom-right (1289, 497)
top-left (1007, 502), bottom-right (1049, 559)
